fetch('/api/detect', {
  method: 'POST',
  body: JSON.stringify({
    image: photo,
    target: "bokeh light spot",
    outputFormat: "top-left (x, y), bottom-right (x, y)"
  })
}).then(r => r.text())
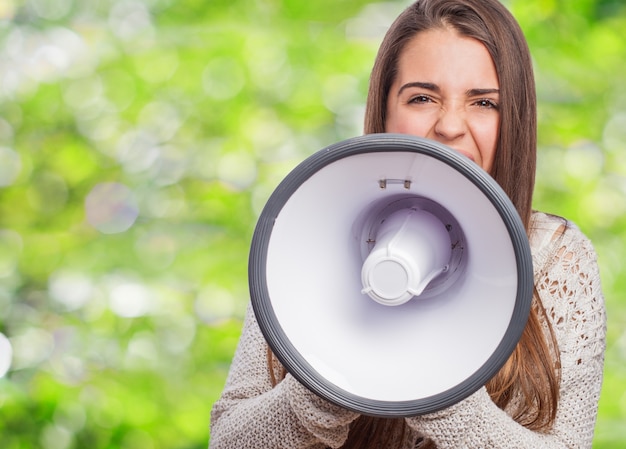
top-left (202, 57), bottom-right (246, 101)
top-left (217, 151), bottom-right (257, 189)
top-left (125, 331), bottom-right (158, 369)
top-left (0, 229), bottom-right (23, 277)
top-left (344, 2), bottom-right (405, 41)
top-left (322, 74), bottom-right (361, 114)
top-left (31, 0), bottom-right (73, 21)
top-left (138, 101), bottom-right (182, 142)
top-left (85, 182), bottom-right (139, 234)
top-left (0, 0), bottom-right (16, 20)
top-left (134, 51), bottom-right (179, 84)
top-left (116, 129), bottom-right (160, 173)
top-left (49, 270), bottom-right (94, 311)
top-left (0, 332), bottom-right (13, 377)
top-left (148, 144), bottom-right (189, 186)
top-left (0, 146), bottom-right (21, 186)
top-left (109, 281), bottom-right (152, 318)
top-left (578, 177), bottom-right (626, 228)
top-left (143, 185), bottom-right (186, 219)
top-left (159, 315), bottom-right (196, 354)
top-left (54, 401), bottom-right (87, 433)
top-left (62, 75), bottom-right (104, 111)
top-left (603, 112), bottom-right (626, 174)
top-left (40, 423), bottom-right (73, 449)
top-left (30, 45), bottom-right (70, 81)
top-left (109, 0), bottom-right (154, 41)
top-left (134, 230), bottom-right (178, 270)
top-left (0, 118), bottom-right (15, 142)
top-left (21, 27), bottom-right (92, 83)
top-left (564, 141), bottom-right (604, 181)
top-left (244, 34), bottom-right (290, 97)
top-left (195, 285), bottom-right (237, 324)
top-left (10, 327), bottom-right (54, 370)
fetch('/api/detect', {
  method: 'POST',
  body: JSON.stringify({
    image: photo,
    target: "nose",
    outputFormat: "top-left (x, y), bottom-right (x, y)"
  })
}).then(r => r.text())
top-left (433, 107), bottom-right (466, 142)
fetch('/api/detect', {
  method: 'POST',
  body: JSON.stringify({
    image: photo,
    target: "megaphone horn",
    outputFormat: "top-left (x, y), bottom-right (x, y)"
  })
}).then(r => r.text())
top-left (249, 133), bottom-right (533, 417)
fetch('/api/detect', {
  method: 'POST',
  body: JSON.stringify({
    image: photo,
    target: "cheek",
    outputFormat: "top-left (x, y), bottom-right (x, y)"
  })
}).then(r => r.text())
top-left (385, 110), bottom-right (429, 136)
top-left (475, 121), bottom-right (499, 171)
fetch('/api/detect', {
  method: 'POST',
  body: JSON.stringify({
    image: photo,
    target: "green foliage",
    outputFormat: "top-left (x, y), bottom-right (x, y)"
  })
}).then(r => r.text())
top-left (0, 0), bottom-right (624, 447)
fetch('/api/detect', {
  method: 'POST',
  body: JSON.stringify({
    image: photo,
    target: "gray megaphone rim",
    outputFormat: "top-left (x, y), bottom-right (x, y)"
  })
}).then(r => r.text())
top-left (249, 133), bottom-right (533, 417)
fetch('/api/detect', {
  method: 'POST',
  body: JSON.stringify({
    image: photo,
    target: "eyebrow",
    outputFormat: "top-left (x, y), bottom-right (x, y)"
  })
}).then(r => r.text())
top-left (397, 82), bottom-right (499, 97)
top-left (397, 82), bottom-right (438, 96)
top-left (467, 88), bottom-right (500, 97)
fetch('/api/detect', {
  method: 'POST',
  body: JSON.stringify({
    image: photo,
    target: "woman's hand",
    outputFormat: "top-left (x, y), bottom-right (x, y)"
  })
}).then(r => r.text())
top-left (286, 375), bottom-right (360, 447)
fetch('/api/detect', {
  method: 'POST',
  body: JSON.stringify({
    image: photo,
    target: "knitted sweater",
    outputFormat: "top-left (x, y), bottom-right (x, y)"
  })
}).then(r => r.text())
top-left (209, 211), bottom-right (606, 448)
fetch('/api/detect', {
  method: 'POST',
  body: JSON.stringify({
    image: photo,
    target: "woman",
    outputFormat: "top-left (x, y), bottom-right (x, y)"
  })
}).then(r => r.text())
top-left (209, 0), bottom-right (606, 447)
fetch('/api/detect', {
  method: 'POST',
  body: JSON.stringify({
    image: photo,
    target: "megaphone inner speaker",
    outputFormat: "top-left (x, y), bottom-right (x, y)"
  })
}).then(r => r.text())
top-left (249, 134), bottom-right (533, 417)
top-left (356, 195), bottom-right (466, 305)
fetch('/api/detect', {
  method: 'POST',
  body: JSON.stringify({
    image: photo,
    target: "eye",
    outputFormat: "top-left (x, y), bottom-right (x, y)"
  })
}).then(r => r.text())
top-left (474, 99), bottom-right (499, 109)
top-left (408, 95), bottom-right (433, 104)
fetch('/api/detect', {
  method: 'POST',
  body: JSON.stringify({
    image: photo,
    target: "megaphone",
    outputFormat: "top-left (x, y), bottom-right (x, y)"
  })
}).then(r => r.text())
top-left (249, 133), bottom-right (532, 417)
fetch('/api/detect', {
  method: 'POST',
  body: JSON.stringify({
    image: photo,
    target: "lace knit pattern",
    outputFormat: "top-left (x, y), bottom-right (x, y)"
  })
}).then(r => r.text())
top-left (209, 211), bottom-right (606, 449)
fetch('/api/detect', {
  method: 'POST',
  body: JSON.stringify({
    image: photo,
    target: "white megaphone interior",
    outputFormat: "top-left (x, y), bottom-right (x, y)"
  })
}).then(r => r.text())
top-left (265, 151), bottom-right (518, 402)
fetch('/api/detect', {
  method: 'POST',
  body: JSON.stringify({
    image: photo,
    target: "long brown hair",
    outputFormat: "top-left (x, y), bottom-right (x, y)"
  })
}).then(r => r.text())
top-left (365, 0), bottom-right (559, 443)
top-left (365, 0), bottom-right (536, 226)
top-left (271, 1), bottom-right (560, 447)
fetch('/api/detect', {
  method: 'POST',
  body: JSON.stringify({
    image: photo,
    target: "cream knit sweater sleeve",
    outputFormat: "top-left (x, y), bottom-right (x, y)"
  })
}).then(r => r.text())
top-left (209, 303), bottom-right (359, 449)
top-left (406, 213), bottom-right (607, 448)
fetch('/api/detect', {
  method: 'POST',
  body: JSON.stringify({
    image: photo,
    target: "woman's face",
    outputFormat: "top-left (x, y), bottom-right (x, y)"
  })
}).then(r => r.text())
top-left (385, 27), bottom-right (500, 173)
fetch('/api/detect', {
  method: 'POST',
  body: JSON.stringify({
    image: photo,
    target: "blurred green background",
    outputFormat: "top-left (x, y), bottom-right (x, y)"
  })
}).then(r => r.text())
top-left (0, 0), bottom-right (624, 447)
